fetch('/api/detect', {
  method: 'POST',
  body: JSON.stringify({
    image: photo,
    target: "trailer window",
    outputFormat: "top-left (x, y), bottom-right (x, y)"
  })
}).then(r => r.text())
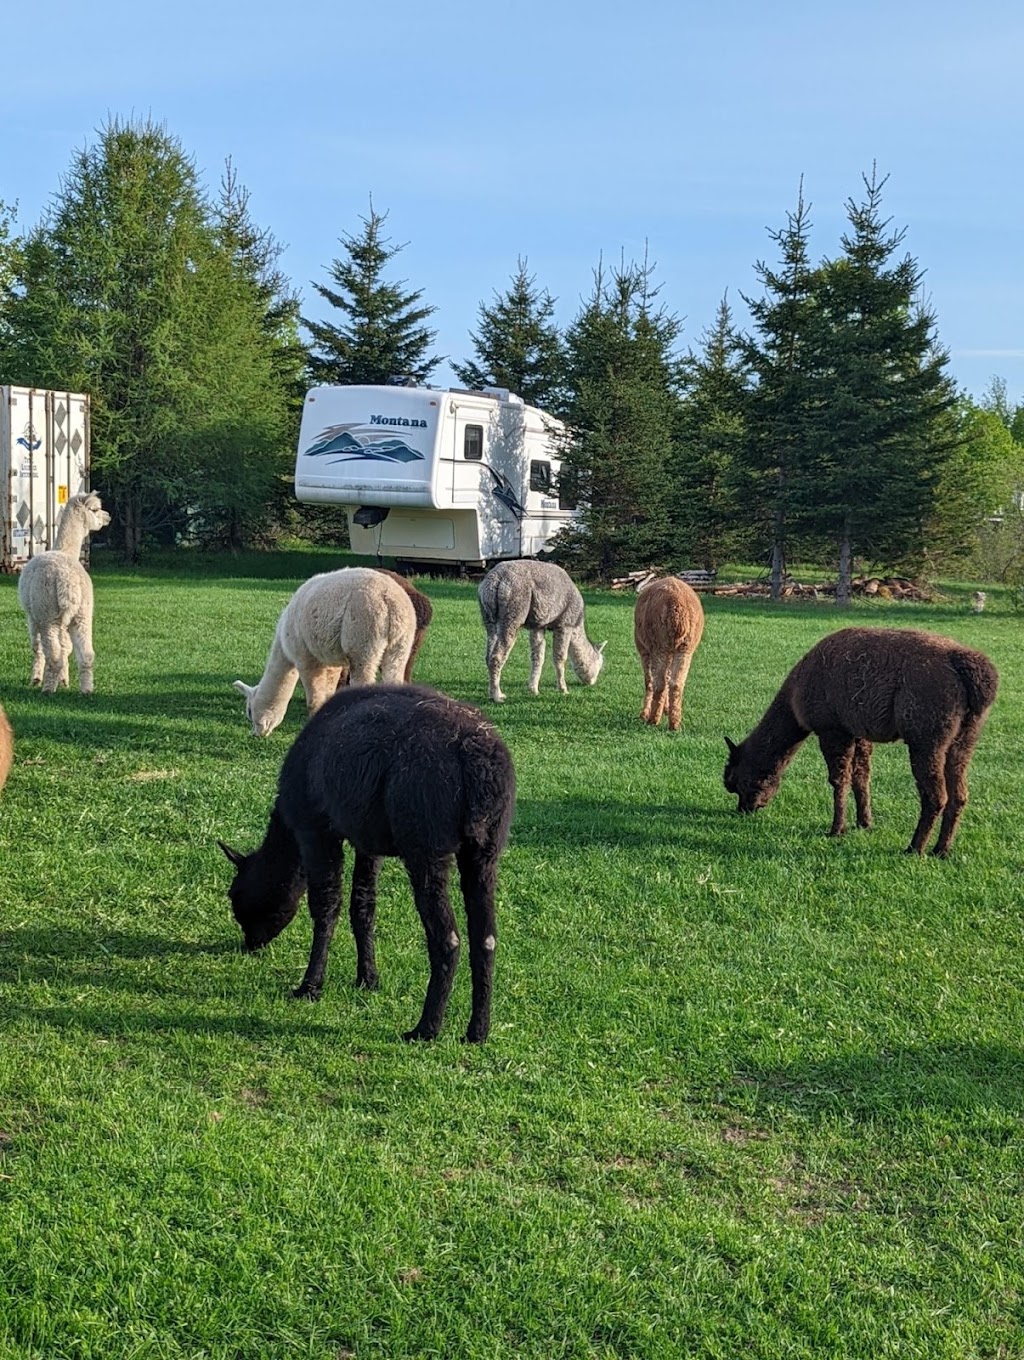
top-left (529, 460), bottom-right (552, 492)
top-left (463, 425), bottom-right (483, 460)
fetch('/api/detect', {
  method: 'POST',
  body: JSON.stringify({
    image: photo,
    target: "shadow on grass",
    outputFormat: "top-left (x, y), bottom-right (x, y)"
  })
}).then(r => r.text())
top-left (0, 999), bottom-right (335, 1042)
top-left (5, 675), bottom-right (281, 758)
top-left (740, 1041), bottom-right (1024, 1119)
top-left (511, 794), bottom-right (824, 856)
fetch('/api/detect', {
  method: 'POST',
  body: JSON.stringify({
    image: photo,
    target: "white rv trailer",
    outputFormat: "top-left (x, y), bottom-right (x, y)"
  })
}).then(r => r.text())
top-left (293, 384), bottom-right (576, 567)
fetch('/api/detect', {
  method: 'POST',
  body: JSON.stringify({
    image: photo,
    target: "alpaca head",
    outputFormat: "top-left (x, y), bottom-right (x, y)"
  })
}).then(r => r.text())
top-left (233, 679), bottom-right (283, 736)
top-left (73, 493), bottom-right (111, 533)
top-left (570, 636), bottom-right (607, 687)
top-left (217, 840), bottom-right (305, 950)
top-left (723, 736), bottom-right (781, 813)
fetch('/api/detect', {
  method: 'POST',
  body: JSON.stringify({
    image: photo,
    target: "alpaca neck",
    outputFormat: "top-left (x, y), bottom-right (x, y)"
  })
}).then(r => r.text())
top-left (261, 805), bottom-right (303, 886)
top-left (253, 636), bottom-right (300, 721)
top-left (568, 628), bottom-right (600, 674)
top-left (749, 690), bottom-right (808, 772)
top-left (54, 512), bottom-right (88, 557)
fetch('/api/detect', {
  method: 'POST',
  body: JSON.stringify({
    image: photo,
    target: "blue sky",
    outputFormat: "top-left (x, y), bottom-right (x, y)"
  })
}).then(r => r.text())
top-left (4, 0), bottom-right (1021, 405)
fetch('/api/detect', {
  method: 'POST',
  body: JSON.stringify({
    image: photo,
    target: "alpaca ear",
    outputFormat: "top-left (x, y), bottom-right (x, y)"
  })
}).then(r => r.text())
top-left (217, 839), bottom-right (245, 867)
top-left (725, 736), bottom-right (738, 754)
top-left (232, 680), bottom-right (254, 699)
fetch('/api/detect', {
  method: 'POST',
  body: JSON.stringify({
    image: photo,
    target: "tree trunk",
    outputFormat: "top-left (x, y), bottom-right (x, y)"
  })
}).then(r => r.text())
top-left (121, 492), bottom-right (143, 564)
top-left (770, 530), bottom-right (785, 601)
top-left (836, 522), bottom-right (853, 608)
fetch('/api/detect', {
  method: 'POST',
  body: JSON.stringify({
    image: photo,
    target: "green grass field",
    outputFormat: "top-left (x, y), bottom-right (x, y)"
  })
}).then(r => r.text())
top-left (0, 550), bottom-right (1021, 1359)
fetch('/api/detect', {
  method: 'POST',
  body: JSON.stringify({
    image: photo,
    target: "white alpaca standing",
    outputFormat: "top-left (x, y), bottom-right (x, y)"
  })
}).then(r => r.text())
top-left (478, 560), bottom-right (606, 703)
top-left (17, 492), bottom-right (111, 694)
top-left (233, 567), bottom-right (418, 735)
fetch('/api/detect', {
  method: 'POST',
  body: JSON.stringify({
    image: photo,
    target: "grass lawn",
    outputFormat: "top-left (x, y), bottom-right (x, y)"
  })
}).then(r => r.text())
top-left (0, 549), bottom-right (1021, 1359)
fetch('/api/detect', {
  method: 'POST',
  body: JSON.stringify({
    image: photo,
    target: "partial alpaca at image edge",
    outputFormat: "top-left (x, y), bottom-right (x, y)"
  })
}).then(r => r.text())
top-left (723, 627), bottom-right (998, 856)
top-left (0, 704), bottom-right (12, 795)
top-left (219, 684), bottom-right (516, 1042)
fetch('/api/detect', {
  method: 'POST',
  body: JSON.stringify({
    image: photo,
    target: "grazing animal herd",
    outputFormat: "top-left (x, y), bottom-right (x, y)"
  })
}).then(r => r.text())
top-left (3, 492), bottom-right (1003, 1040)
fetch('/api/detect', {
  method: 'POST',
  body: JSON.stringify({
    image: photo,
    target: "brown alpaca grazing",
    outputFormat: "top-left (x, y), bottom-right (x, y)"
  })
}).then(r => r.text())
top-left (723, 627), bottom-right (998, 856)
top-left (336, 569), bottom-right (433, 687)
top-left (0, 704), bottom-right (12, 794)
top-left (634, 577), bottom-right (705, 730)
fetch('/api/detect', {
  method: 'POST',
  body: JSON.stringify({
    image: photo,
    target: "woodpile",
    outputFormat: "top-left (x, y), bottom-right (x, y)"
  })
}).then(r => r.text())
top-left (609, 570), bottom-right (937, 602)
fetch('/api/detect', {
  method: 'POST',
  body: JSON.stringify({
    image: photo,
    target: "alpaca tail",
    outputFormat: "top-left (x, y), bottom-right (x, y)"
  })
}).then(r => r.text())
top-left (951, 650), bottom-right (999, 716)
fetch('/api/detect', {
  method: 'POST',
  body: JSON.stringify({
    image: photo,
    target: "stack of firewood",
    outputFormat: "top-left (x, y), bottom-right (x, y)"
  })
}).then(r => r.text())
top-left (609, 570), bottom-right (936, 602)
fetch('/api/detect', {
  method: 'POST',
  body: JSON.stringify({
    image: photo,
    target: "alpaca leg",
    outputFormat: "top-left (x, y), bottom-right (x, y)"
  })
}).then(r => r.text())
top-left (552, 628), bottom-right (571, 693)
top-left (403, 633), bottom-right (424, 683)
top-left (486, 629), bottom-right (517, 703)
top-left (349, 853), bottom-right (381, 989)
top-left (403, 856), bottom-right (460, 1041)
top-left (293, 840), bottom-right (344, 1000)
top-left (852, 740), bottom-right (874, 829)
top-left (932, 718), bottom-right (983, 857)
top-left (303, 667), bottom-right (341, 714)
top-left (904, 738), bottom-right (949, 855)
top-left (527, 629), bottom-right (546, 695)
top-left (457, 840), bottom-right (500, 1043)
top-left (346, 654), bottom-right (380, 686)
top-left (639, 650), bottom-right (655, 722)
top-left (818, 730), bottom-right (856, 835)
top-left (40, 623), bottom-right (66, 693)
top-left (27, 622), bottom-right (45, 686)
top-left (59, 636), bottom-right (72, 688)
top-left (647, 655), bottom-right (670, 727)
top-left (67, 615), bottom-right (95, 694)
top-left (380, 636), bottom-right (412, 685)
top-left (667, 651), bottom-right (694, 732)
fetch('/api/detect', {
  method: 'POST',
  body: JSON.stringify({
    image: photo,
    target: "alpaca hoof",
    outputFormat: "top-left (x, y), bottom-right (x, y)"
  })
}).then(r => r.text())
top-left (292, 984), bottom-right (322, 1001)
top-left (903, 844), bottom-right (923, 856)
top-left (462, 1026), bottom-right (488, 1044)
top-left (30, 677), bottom-right (41, 687)
top-left (929, 846), bottom-right (950, 859)
top-left (355, 972), bottom-right (379, 991)
top-left (402, 1025), bottom-right (438, 1042)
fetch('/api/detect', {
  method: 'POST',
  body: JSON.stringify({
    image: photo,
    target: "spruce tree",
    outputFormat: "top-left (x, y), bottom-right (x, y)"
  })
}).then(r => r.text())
top-left (453, 258), bottom-right (565, 409)
top-left (738, 184), bottom-right (822, 598)
top-left (810, 169), bottom-right (960, 601)
top-left (670, 295), bottom-right (751, 570)
top-left (5, 118), bottom-right (297, 558)
top-left (554, 255), bottom-right (682, 578)
top-left (304, 204), bottom-right (440, 386)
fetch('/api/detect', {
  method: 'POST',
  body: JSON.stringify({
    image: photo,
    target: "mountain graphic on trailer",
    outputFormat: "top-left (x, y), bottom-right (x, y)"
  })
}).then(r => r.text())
top-left (302, 424), bottom-right (426, 466)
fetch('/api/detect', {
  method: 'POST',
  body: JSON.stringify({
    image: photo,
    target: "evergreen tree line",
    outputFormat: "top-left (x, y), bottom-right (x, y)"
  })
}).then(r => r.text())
top-left (1, 119), bottom-right (1021, 589)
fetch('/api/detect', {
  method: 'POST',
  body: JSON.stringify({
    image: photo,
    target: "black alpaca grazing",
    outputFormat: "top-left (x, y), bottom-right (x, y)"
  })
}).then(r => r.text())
top-left (723, 627), bottom-right (998, 856)
top-left (218, 685), bottom-right (516, 1041)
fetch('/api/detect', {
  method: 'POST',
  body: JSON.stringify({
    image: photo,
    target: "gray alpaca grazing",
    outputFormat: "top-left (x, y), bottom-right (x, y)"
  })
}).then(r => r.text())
top-left (478, 560), bottom-right (605, 702)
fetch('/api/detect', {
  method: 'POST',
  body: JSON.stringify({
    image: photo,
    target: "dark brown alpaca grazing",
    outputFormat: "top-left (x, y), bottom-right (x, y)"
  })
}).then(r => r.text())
top-left (0, 704), bottom-right (12, 794)
top-left (723, 628), bottom-right (998, 856)
top-left (336, 570), bottom-right (433, 686)
top-left (218, 684), bottom-right (515, 1041)
top-left (634, 577), bottom-right (705, 730)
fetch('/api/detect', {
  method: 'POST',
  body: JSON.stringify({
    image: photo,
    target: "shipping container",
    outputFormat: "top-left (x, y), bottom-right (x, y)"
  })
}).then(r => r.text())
top-left (1, 387), bottom-right (91, 572)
